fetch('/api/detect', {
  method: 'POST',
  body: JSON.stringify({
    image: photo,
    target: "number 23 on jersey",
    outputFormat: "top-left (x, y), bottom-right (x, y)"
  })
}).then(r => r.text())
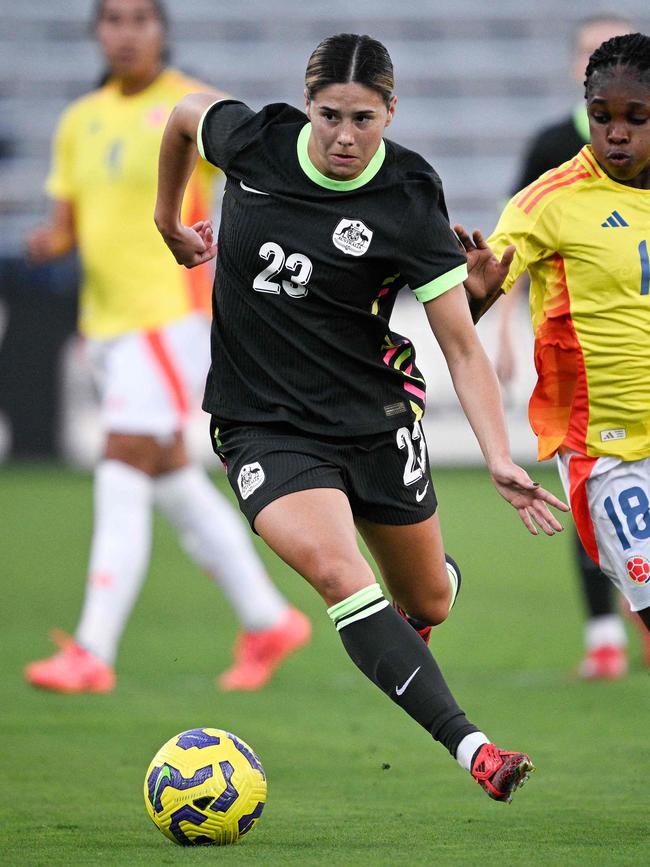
top-left (253, 242), bottom-right (313, 298)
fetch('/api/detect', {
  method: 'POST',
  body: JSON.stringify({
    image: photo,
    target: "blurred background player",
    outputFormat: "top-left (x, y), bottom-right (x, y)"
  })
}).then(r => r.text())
top-left (23, 0), bottom-right (310, 694)
top-left (493, 13), bottom-right (650, 679)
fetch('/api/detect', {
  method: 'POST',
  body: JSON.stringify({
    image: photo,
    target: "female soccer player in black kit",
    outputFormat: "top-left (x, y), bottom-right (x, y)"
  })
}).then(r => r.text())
top-left (155, 33), bottom-right (568, 804)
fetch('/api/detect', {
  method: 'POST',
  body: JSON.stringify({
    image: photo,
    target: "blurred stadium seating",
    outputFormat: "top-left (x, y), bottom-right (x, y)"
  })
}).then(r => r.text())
top-left (9, 0), bottom-right (650, 251)
top-left (1, 0), bottom-right (648, 464)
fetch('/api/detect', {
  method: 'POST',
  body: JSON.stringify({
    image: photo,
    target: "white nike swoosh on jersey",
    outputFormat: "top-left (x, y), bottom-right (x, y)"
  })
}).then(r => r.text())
top-left (239, 180), bottom-right (270, 196)
top-left (395, 666), bottom-right (421, 696)
top-left (415, 482), bottom-right (429, 502)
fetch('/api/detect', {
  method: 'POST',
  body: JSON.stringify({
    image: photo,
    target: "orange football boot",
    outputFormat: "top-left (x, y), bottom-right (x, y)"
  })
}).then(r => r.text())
top-left (218, 608), bottom-right (311, 691)
top-left (24, 630), bottom-right (115, 693)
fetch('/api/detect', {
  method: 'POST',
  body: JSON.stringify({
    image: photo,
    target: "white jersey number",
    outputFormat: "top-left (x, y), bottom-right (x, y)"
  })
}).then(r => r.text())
top-left (253, 242), bottom-right (312, 299)
top-left (396, 422), bottom-right (427, 486)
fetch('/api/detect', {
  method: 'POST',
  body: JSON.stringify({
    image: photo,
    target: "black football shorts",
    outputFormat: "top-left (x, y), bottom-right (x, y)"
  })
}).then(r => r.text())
top-left (210, 418), bottom-right (437, 530)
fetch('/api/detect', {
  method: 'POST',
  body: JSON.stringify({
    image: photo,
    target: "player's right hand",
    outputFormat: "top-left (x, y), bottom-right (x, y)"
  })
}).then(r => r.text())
top-left (161, 219), bottom-right (217, 269)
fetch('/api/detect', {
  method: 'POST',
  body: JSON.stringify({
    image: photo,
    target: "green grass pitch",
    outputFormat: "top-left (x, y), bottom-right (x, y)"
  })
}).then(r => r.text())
top-left (2, 463), bottom-right (647, 865)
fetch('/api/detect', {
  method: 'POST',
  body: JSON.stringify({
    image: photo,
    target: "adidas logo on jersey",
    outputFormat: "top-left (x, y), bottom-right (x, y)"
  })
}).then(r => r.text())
top-left (600, 428), bottom-right (626, 442)
top-left (601, 210), bottom-right (629, 228)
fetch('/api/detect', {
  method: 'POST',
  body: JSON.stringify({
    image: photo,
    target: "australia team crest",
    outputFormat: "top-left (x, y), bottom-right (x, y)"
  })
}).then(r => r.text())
top-left (332, 218), bottom-right (373, 256)
top-left (237, 462), bottom-right (265, 500)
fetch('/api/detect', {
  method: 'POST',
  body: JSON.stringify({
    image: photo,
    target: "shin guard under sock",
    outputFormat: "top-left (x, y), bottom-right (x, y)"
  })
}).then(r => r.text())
top-left (328, 584), bottom-right (478, 757)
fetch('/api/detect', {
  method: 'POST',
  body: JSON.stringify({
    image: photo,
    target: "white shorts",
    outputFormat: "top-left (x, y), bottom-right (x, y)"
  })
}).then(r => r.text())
top-left (86, 313), bottom-right (211, 439)
top-left (557, 451), bottom-right (650, 611)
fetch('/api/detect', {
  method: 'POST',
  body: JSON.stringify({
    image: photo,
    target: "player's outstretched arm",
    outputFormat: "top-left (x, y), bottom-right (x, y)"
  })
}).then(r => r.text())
top-left (425, 284), bottom-right (569, 535)
top-left (487, 458), bottom-right (570, 536)
top-left (454, 223), bottom-right (514, 323)
top-left (155, 92), bottom-right (222, 269)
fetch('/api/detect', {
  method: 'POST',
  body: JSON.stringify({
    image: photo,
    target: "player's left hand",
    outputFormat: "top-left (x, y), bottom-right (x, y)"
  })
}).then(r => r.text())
top-left (454, 223), bottom-right (514, 301)
top-left (489, 458), bottom-right (570, 536)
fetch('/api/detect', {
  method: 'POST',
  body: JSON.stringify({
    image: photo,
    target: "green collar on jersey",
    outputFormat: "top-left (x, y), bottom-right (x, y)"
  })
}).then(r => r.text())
top-left (297, 123), bottom-right (386, 190)
top-left (573, 102), bottom-right (590, 143)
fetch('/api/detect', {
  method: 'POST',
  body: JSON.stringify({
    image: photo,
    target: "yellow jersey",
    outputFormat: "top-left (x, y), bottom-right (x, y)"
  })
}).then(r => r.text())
top-left (46, 68), bottom-right (218, 338)
top-left (489, 145), bottom-right (650, 462)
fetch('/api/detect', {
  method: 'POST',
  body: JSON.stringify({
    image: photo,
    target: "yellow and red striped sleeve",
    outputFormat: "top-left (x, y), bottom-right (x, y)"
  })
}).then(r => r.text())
top-left (488, 157), bottom-right (595, 294)
top-left (487, 151), bottom-right (602, 460)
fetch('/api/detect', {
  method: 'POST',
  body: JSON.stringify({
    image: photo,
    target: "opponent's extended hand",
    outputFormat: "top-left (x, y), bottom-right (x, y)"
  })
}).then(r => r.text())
top-left (489, 458), bottom-right (570, 536)
top-left (162, 219), bottom-right (217, 269)
top-left (454, 223), bottom-right (514, 300)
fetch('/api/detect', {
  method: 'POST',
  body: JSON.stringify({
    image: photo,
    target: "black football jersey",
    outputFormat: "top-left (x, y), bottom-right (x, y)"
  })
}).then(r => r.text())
top-left (199, 100), bottom-right (467, 436)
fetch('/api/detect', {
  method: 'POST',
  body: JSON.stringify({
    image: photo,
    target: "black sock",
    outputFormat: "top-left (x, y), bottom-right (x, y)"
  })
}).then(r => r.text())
top-left (327, 584), bottom-right (478, 757)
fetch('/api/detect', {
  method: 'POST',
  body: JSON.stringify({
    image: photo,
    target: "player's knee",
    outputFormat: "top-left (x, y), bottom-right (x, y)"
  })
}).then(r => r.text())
top-left (430, 600), bottom-right (451, 626)
top-left (402, 556), bottom-right (459, 626)
top-left (408, 597), bottom-right (450, 627)
top-left (298, 545), bottom-right (370, 604)
top-left (312, 565), bottom-right (368, 605)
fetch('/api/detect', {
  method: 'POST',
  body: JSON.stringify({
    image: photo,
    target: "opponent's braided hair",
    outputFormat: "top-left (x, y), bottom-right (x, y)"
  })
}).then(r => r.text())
top-left (585, 32), bottom-right (650, 96)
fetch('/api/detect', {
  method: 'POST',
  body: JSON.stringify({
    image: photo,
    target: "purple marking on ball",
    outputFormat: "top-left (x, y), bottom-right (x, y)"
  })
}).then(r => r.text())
top-left (176, 729), bottom-right (221, 750)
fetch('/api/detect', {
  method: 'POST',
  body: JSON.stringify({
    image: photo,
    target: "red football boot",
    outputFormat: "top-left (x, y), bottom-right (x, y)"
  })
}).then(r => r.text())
top-left (471, 744), bottom-right (535, 803)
